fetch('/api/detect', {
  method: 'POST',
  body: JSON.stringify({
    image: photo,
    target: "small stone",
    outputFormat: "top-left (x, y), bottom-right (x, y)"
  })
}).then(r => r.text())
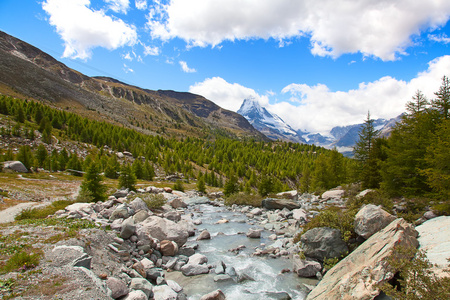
top-left (200, 289), bottom-right (226, 300)
top-left (197, 230), bottom-right (211, 241)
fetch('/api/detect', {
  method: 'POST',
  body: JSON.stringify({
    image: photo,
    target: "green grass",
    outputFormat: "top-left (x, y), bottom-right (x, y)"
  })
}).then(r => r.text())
top-left (0, 250), bottom-right (41, 273)
top-left (15, 199), bottom-right (75, 220)
top-left (140, 193), bottom-right (166, 210)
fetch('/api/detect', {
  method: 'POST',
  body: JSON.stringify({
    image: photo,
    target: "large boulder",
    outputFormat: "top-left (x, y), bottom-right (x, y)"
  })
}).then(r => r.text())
top-left (140, 216), bottom-right (189, 246)
top-left (354, 204), bottom-right (396, 239)
top-left (306, 218), bottom-right (418, 300)
top-left (321, 189), bottom-right (345, 200)
top-left (416, 216), bottom-right (450, 277)
top-left (3, 161), bottom-right (28, 173)
top-left (120, 217), bottom-right (136, 239)
top-left (130, 197), bottom-right (149, 212)
top-left (106, 277), bottom-right (129, 299)
top-left (301, 227), bottom-right (348, 262)
top-left (180, 264), bottom-right (209, 276)
top-left (262, 198), bottom-right (300, 210)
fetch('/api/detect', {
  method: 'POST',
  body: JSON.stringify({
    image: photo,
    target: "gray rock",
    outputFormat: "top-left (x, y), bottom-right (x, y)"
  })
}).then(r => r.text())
top-left (121, 217), bottom-right (136, 239)
top-left (262, 198), bottom-right (300, 210)
top-left (199, 289), bottom-right (226, 300)
top-left (124, 290), bottom-right (148, 300)
top-left (301, 227), bottom-right (348, 262)
top-left (226, 266), bottom-right (237, 277)
top-left (169, 198), bottom-right (188, 209)
top-left (146, 268), bottom-right (164, 282)
top-left (214, 261), bottom-right (226, 274)
top-left (180, 264), bottom-right (209, 276)
top-left (246, 228), bottom-right (262, 238)
top-left (292, 255), bottom-right (322, 278)
top-left (153, 285), bottom-right (178, 300)
top-left (133, 210), bottom-right (150, 223)
top-left (292, 208), bottom-right (308, 223)
top-left (423, 210), bottom-right (438, 220)
top-left (110, 204), bottom-right (130, 221)
top-left (306, 218), bottom-right (418, 300)
top-left (130, 277), bottom-right (153, 298)
top-left (321, 189), bottom-right (345, 200)
top-left (114, 189), bottom-right (129, 198)
top-left (3, 161), bottom-right (28, 173)
top-left (166, 280), bottom-right (183, 293)
top-left (106, 277), bottom-right (129, 299)
top-left (197, 230), bottom-right (211, 241)
top-left (354, 204), bottom-right (396, 239)
top-left (140, 216), bottom-right (189, 247)
top-left (213, 274), bottom-right (233, 282)
top-left (72, 253), bottom-right (92, 269)
top-left (187, 253), bottom-right (208, 265)
top-left (237, 273), bottom-right (255, 283)
top-left (164, 211), bottom-right (181, 222)
top-left (250, 208), bottom-right (263, 215)
top-left (130, 197), bottom-right (149, 212)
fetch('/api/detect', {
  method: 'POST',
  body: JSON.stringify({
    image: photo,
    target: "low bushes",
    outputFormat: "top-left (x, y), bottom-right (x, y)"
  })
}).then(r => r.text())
top-left (224, 193), bottom-right (263, 207)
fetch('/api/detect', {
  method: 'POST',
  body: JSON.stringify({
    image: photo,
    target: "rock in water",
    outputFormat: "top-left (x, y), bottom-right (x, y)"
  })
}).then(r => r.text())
top-left (354, 204), bottom-right (396, 239)
top-left (262, 198), bottom-right (300, 210)
top-left (300, 227), bottom-right (348, 262)
top-left (246, 228), bottom-right (262, 238)
top-left (200, 289), bottom-right (226, 300)
top-left (306, 218), bottom-right (418, 300)
top-left (197, 230), bottom-right (211, 241)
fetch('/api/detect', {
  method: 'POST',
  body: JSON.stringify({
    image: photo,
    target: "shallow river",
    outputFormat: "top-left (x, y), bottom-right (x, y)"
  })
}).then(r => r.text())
top-left (166, 203), bottom-right (317, 300)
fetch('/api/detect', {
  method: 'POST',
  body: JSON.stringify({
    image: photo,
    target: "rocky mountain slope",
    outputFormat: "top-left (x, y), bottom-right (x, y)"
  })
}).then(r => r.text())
top-left (0, 31), bottom-right (264, 140)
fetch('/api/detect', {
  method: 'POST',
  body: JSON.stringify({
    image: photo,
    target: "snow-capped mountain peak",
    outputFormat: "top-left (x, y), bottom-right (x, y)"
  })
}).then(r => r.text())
top-left (237, 97), bottom-right (306, 143)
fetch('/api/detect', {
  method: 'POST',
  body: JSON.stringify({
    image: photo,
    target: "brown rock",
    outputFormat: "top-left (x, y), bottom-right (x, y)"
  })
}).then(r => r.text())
top-left (160, 240), bottom-right (178, 256)
top-left (200, 289), bottom-right (226, 300)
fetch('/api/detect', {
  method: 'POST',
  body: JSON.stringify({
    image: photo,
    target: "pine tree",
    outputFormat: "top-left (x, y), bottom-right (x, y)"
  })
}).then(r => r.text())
top-left (16, 145), bottom-right (33, 170)
top-left (353, 112), bottom-right (381, 189)
top-left (142, 160), bottom-right (155, 181)
top-left (432, 75), bottom-right (450, 120)
top-left (35, 144), bottom-right (48, 168)
top-left (118, 163), bottom-right (136, 191)
top-left (223, 175), bottom-right (239, 197)
top-left (80, 163), bottom-right (106, 202)
top-left (132, 158), bottom-right (144, 179)
top-left (104, 155), bottom-right (119, 179)
top-left (196, 173), bottom-right (206, 194)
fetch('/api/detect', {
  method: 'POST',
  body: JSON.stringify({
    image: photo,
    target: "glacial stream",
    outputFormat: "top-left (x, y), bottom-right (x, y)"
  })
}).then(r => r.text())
top-left (166, 203), bottom-right (318, 300)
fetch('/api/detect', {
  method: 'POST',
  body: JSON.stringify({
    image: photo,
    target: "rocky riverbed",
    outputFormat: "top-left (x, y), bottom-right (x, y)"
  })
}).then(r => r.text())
top-left (1, 185), bottom-right (449, 300)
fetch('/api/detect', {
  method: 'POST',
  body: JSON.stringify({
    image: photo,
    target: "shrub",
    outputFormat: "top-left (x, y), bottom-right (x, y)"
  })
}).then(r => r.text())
top-left (296, 206), bottom-right (357, 243)
top-left (379, 246), bottom-right (450, 299)
top-left (173, 180), bottom-right (184, 192)
top-left (224, 193), bottom-right (263, 207)
top-left (141, 194), bottom-right (166, 210)
top-left (346, 189), bottom-right (393, 213)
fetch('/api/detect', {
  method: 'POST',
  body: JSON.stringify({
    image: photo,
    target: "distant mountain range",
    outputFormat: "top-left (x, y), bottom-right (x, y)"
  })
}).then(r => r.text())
top-left (237, 97), bottom-right (401, 155)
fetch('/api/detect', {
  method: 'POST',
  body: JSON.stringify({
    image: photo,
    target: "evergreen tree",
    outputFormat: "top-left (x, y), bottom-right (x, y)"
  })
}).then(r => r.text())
top-left (223, 175), bottom-right (239, 197)
top-left (15, 105), bottom-right (25, 123)
top-left (80, 163), bottom-right (106, 202)
top-left (66, 153), bottom-right (83, 176)
top-left (196, 173), bottom-right (206, 194)
top-left (104, 155), bottom-right (119, 179)
top-left (299, 166), bottom-right (312, 193)
top-left (432, 75), bottom-right (450, 120)
top-left (35, 144), bottom-right (48, 168)
top-left (258, 173), bottom-right (274, 196)
top-left (118, 163), bottom-right (136, 191)
top-left (174, 180), bottom-right (184, 192)
top-left (142, 160), bottom-right (155, 181)
top-left (132, 158), bottom-right (144, 179)
top-left (16, 145), bottom-right (33, 170)
top-left (353, 112), bottom-right (381, 189)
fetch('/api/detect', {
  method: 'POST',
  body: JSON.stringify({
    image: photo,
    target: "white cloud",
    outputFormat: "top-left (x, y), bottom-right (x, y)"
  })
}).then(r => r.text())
top-left (123, 63), bottom-right (134, 73)
top-left (189, 77), bottom-right (269, 112)
top-left (123, 52), bottom-right (133, 61)
top-left (179, 61), bottom-right (196, 73)
top-left (190, 56), bottom-right (450, 134)
top-left (143, 44), bottom-right (160, 56)
top-left (429, 33), bottom-right (450, 44)
top-left (105, 0), bottom-right (130, 14)
top-left (135, 0), bottom-right (147, 10)
top-left (42, 0), bottom-right (137, 59)
top-left (147, 0), bottom-right (450, 60)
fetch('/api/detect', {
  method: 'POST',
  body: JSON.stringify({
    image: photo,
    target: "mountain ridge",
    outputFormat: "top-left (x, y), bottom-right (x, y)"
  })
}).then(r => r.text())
top-left (0, 30), bottom-right (265, 141)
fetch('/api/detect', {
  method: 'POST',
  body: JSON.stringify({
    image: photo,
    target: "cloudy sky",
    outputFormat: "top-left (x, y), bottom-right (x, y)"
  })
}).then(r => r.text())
top-left (1, 0), bottom-right (450, 134)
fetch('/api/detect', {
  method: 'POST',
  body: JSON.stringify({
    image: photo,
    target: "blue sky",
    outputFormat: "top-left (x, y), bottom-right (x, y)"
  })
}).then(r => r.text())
top-left (1, 0), bottom-right (450, 134)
